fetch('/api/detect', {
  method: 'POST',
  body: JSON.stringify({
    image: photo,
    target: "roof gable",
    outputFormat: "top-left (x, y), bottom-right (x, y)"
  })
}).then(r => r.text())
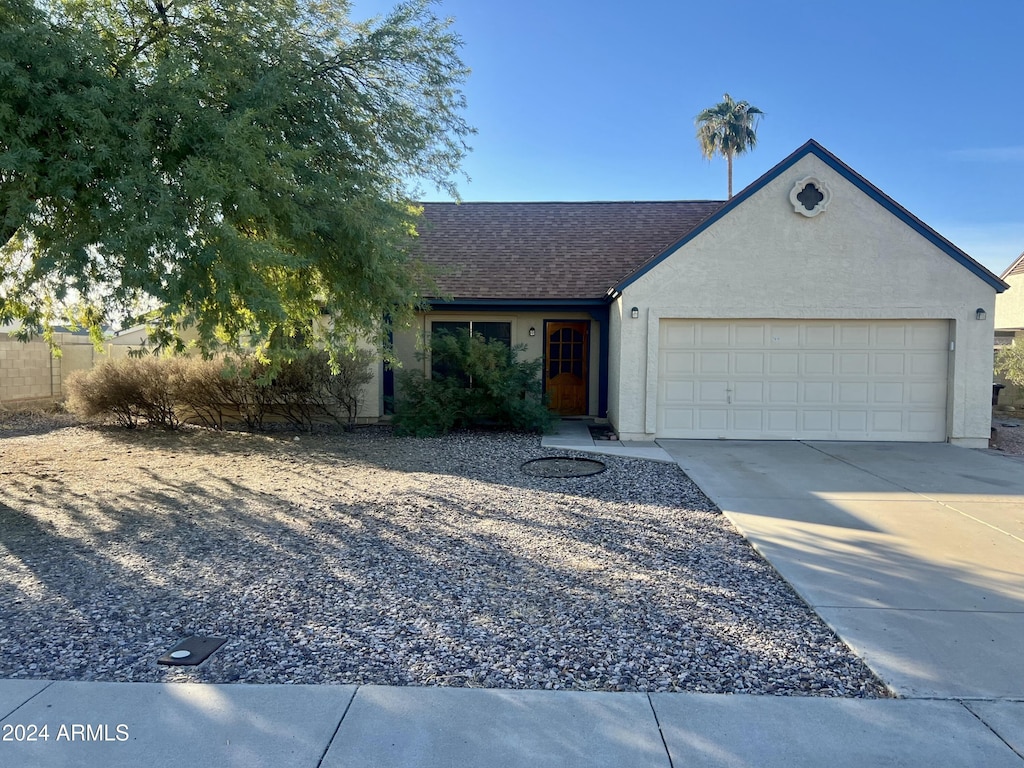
top-left (412, 200), bottom-right (724, 301)
top-left (1000, 251), bottom-right (1024, 280)
top-left (614, 139), bottom-right (1008, 294)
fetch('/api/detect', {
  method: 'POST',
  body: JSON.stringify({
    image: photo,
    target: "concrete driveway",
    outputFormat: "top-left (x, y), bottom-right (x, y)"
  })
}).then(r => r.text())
top-left (658, 440), bottom-right (1024, 699)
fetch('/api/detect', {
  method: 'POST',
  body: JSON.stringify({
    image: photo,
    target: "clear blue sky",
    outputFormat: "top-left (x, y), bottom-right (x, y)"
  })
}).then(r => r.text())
top-left (354, 0), bottom-right (1024, 275)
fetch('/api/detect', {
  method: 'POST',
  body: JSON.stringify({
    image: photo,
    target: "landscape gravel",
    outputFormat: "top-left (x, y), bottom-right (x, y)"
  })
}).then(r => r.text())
top-left (0, 414), bottom-right (891, 696)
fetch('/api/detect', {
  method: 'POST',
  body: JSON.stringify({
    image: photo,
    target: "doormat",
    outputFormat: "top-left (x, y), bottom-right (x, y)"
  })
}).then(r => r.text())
top-left (587, 423), bottom-right (618, 441)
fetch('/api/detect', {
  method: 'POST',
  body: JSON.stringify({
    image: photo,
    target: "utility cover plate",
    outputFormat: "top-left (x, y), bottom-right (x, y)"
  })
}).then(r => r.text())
top-left (521, 457), bottom-right (606, 478)
top-left (157, 636), bottom-right (228, 666)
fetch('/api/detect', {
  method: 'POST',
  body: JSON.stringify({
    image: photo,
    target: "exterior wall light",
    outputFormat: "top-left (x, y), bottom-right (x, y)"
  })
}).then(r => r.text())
top-left (631, 307), bottom-right (639, 319)
top-left (976, 308), bottom-right (987, 321)
top-left (528, 327), bottom-right (536, 337)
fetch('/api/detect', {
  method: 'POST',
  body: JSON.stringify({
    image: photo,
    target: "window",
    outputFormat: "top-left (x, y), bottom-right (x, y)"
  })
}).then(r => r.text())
top-left (547, 327), bottom-right (585, 380)
top-left (430, 320), bottom-right (512, 379)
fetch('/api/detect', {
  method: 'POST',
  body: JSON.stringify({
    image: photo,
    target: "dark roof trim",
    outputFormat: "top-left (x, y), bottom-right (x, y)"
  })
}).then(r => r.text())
top-left (615, 139), bottom-right (1009, 294)
top-left (426, 298), bottom-right (609, 312)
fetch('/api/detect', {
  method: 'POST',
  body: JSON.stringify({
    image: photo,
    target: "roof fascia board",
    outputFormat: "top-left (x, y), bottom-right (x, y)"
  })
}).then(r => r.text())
top-left (426, 298), bottom-right (608, 312)
top-left (615, 139), bottom-right (1008, 294)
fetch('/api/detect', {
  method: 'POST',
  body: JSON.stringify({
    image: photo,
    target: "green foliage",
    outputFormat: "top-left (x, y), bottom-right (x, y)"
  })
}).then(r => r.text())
top-left (695, 93), bottom-right (764, 198)
top-left (995, 343), bottom-right (1024, 388)
top-left (64, 349), bottom-right (376, 430)
top-left (393, 329), bottom-right (553, 436)
top-left (1, 0), bottom-right (473, 356)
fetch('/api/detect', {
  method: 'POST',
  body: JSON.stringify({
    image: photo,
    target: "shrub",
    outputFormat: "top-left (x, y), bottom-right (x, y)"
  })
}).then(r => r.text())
top-left (65, 349), bottom-right (377, 431)
top-left (995, 343), bottom-right (1024, 389)
top-left (325, 348), bottom-right (376, 431)
top-left (65, 357), bottom-right (181, 429)
top-left (170, 357), bottom-right (233, 430)
top-left (393, 329), bottom-right (552, 436)
top-left (256, 350), bottom-right (376, 431)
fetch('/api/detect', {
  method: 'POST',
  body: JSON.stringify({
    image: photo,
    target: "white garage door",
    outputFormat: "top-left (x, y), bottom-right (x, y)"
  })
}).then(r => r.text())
top-left (656, 320), bottom-right (949, 441)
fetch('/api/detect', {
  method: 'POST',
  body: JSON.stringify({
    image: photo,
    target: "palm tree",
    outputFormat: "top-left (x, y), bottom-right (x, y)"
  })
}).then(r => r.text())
top-left (695, 94), bottom-right (764, 199)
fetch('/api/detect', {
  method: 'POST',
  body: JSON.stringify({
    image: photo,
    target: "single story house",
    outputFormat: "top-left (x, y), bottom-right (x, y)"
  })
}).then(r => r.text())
top-left (389, 139), bottom-right (1005, 448)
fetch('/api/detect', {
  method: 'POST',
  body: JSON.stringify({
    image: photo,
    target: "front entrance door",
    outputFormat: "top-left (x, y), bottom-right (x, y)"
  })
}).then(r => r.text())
top-left (545, 321), bottom-right (589, 416)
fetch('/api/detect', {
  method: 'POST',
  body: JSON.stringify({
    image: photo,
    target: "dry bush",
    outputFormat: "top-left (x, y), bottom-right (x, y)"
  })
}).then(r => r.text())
top-left (65, 360), bottom-right (147, 428)
top-left (64, 350), bottom-right (376, 431)
top-left (170, 357), bottom-right (232, 430)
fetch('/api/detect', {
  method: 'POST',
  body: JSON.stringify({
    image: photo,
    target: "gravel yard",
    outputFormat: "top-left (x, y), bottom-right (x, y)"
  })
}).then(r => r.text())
top-left (0, 413), bottom-right (890, 696)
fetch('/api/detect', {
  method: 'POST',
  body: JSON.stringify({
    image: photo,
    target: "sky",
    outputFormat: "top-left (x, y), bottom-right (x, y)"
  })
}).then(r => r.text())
top-left (353, 0), bottom-right (1024, 276)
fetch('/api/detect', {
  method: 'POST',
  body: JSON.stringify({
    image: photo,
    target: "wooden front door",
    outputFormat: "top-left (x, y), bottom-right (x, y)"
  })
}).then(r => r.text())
top-left (545, 321), bottom-right (589, 416)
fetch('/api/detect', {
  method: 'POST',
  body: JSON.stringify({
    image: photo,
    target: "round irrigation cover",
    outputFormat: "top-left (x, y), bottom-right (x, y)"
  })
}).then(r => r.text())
top-left (521, 457), bottom-right (606, 478)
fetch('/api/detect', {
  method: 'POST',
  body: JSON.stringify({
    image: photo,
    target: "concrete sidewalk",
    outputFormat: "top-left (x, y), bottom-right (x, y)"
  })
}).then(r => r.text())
top-left (541, 418), bottom-right (676, 462)
top-left (659, 440), bottom-right (1024, 700)
top-left (2, 680), bottom-right (1023, 767)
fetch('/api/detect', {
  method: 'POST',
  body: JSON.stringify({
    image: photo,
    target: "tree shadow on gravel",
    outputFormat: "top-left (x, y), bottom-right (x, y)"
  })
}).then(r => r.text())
top-left (1, 423), bottom-right (889, 695)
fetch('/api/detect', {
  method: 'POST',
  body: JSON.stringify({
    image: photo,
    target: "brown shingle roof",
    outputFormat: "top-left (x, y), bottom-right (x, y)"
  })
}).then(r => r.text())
top-left (412, 201), bottom-right (725, 301)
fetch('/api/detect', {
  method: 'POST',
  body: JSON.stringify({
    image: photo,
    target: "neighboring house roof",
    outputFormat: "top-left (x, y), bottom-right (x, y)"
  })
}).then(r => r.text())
top-left (616, 139), bottom-right (1008, 294)
top-left (413, 200), bottom-right (725, 301)
top-left (1000, 251), bottom-right (1024, 280)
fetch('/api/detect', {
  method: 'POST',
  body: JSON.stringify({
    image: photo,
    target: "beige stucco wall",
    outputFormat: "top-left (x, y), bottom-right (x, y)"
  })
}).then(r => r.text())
top-left (0, 335), bottom-right (100, 407)
top-left (610, 153), bottom-right (998, 448)
top-left (995, 273), bottom-right (1024, 331)
top-left (393, 310), bottom-right (602, 416)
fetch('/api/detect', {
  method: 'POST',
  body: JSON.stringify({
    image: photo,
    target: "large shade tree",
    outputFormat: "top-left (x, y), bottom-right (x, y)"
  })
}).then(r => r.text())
top-left (695, 93), bottom-right (763, 199)
top-left (0, 0), bottom-right (473, 357)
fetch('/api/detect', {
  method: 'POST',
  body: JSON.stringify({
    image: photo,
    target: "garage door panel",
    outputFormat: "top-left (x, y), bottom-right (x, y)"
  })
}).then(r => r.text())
top-left (871, 411), bottom-right (904, 432)
top-left (911, 352), bottom-right (947, 376)
top-left (874, 353), bottom-right (906, 375)
top-left (735, 324), bottom-right (767, 345)
top-left (802, 411), bottom-right (833, 432)
top-left (769, 324), bottom-right (800, 345)
top-left (771, 353), bottom-right (800, 374)
top-left (733, 410), bottom-right (763, 431)
top-left (876, 325), bottom-right (908, 346)
top-left (909, 411), bottom-right (944, 434)
top-left (699, 352), bottom-right (729, 373)
top-left (657, 319), bottom-right (948, 441)
top-left (768, 381), bottom-right (799, 403)
top-left (699, 380), bottom-right (728, 401)
top-left (768, 410), bottom-right (798, 431)
top-left (910, 381), bottom-right (945, 404)
top-left (912, 324), bottom-right (949, 346)
top-left (840, 325), bottom-right (871, 345)
top-left (662, 350), bottom-right (695, 375)
top-left (661, 408), bottom-right (694, 430)
top-left (733, 381), bottom-right (764, 403)
top-left (734, 352), bottom-right (764, 374)
top-left (698, 409), bottom-right (728, 430)
top-left (804, 325), bottom-right (836, 346)
top-left (839, 354), bottom-right (869, 375)
top-left (838, 411), bottom-right (869, 432)
top-left (662, 380), bottom-right (694, 403)
top-left (838, 381), bottom-right (869, 403)
top-left (873, 382), bottom-right (905, 403)
top-left (803, 353), bottom-right (834, 375)
top-left (662, 322), bottom-right (696, 346)
top-left (804, 382), bottom-right (834, 402)
top-left (699, 324), bottom-right (730, 345)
